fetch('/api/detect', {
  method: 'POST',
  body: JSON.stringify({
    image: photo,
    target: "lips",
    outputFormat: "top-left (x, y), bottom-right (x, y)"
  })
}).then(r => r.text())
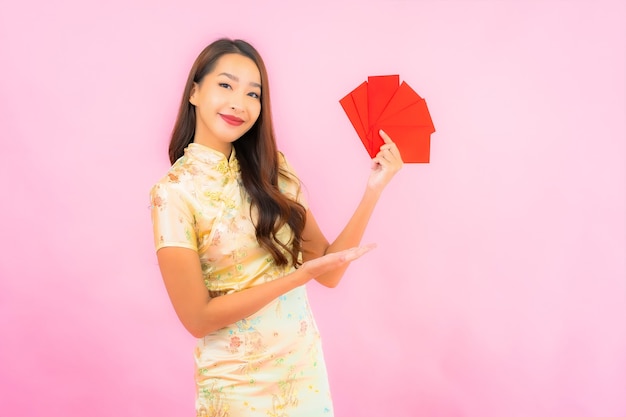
top-left (219, 114), bottom-right (244, 126)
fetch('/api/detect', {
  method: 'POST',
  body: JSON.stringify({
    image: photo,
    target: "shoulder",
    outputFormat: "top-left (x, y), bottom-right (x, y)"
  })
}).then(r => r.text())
top-left (277, 151), bottom-right (299, 180)
top-left (276, 151), bottom-right (308, 205)
top-left (150, 157), bottom-right (196, 201)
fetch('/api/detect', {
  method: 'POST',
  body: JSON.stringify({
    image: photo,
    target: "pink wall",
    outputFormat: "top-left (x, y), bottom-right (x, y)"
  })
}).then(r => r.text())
top-left (1, 1), bottom-right (624, 416)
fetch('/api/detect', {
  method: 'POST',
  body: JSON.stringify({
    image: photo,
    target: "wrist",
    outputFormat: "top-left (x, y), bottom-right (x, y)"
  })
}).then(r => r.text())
top-left (289, 265), bottom-right (313, 286)
top-left (363, 185), bottom-right (383, 202)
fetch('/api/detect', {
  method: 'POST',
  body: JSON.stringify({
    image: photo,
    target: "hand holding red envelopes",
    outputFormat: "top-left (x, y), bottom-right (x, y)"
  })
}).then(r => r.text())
top-left (339, 75), bottom-right (436, 163)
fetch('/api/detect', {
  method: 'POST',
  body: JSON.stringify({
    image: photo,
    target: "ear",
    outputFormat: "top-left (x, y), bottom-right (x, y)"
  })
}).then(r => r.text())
top-left (189, 82), bottom-right (199, 105)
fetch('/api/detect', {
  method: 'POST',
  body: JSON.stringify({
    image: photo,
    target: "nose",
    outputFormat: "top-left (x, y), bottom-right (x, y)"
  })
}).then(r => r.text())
top-left (229, 104), bottom-right (245, 114)
top-left (229, 95), bottom-right (245, 112)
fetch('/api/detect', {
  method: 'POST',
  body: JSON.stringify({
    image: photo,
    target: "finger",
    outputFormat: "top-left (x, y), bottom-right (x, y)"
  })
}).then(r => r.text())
top-left (377, 142), bottom-right (403, 164)
top-left (379, 129), bottom-right (395, 145)
top-left (374, 149), bottom-right (393, 165)
top-left (373, 152), bottom-right (402, 175)
top-left (360, 242), bottom-right (378, 252)
top-left (340, 244), bottom-right (377, 262)
top-left (378, 130), bottom-right (401, 159)
top-left (371, 155), bottom-right (386, 170)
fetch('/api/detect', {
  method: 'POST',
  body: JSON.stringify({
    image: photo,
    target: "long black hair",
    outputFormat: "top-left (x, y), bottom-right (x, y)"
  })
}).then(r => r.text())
top-left (168, 38), bottom-right (306, 267)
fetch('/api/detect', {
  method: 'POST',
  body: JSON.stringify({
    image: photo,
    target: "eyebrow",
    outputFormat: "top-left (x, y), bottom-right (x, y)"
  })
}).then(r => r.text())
top-left (218, 72), bottom-right (262, 89)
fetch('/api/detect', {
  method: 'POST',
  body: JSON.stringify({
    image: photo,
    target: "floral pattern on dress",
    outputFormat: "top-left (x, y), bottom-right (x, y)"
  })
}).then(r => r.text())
top-left (150, 144), bottom-right (333, 417)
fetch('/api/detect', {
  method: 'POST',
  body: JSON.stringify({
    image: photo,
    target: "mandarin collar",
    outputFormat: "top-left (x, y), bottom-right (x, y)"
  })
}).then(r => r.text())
top-left (184, 143), bottom-right (240, 174)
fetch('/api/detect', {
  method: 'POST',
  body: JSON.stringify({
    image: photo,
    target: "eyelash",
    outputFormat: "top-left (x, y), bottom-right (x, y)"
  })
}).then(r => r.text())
top-left (219, 83), bottom-right (260, 99)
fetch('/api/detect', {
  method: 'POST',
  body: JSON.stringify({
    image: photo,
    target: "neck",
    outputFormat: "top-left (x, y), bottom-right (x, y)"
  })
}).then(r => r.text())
top-left (193, 139), bottom-right (232, 159)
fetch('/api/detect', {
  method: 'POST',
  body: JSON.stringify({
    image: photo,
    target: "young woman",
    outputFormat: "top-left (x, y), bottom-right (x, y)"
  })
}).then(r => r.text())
top-left (150, 38), bottom-right (403, 417)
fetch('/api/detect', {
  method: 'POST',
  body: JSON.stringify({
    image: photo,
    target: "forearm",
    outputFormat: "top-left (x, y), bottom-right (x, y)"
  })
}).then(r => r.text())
top-left (161, 246), bottom-right (371, 338)
top-left (189, 269), bottom-right (310, 337)
top-left (314, 188), bottom-right (382, 287)
top-left (302, 131), bottom-right (403, 288)
top-left (327, 187), bottom-right (382, 252)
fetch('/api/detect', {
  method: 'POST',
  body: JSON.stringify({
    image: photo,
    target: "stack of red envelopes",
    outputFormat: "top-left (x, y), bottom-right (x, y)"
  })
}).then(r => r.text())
top-left (340, 75), bottom-right (436, 163)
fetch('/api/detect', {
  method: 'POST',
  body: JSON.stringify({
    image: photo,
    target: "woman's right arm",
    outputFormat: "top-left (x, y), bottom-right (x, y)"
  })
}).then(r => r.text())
top-left (156, 244), bottom-right (374, 338)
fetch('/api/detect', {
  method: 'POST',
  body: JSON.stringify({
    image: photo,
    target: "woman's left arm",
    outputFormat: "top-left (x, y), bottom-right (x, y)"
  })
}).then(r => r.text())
top-left (301, 129), bottom-right (403, 287)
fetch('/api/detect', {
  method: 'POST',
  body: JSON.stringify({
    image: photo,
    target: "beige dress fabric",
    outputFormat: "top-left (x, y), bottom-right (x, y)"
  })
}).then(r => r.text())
top-left (150, 143), bottom-right (333, 417)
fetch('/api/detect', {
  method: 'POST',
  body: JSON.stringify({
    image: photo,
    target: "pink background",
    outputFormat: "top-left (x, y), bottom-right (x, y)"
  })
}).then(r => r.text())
top-left (1, 1), bottom-right (624, 416)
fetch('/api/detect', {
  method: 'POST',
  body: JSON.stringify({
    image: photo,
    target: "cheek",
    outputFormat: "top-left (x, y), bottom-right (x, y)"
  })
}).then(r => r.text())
top-left (208, 93), bottom-right (226, 109)
top-left (199, 87), bottom-right (225, 108)
top-left (250, 102), bottom-right (262, 121)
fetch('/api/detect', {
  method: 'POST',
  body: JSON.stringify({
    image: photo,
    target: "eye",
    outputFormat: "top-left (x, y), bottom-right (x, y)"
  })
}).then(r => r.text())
top-left (219, 83), bottom-right (232, 89)
top-left (247, 92), bottom-right (260, 99)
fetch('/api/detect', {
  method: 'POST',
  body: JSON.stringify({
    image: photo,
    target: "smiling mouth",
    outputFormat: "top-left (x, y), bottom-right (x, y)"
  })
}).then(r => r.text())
top-left (219, 114), bottom-right (244, 126)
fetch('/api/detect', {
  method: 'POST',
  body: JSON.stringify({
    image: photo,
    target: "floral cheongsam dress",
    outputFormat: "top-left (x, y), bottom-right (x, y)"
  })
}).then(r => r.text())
top-left (150, 143), bottom-right (333, 417)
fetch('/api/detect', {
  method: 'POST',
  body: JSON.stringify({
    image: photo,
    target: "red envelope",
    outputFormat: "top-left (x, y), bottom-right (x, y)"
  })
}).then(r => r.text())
top-left (340, 75), bottom-right (436, 163)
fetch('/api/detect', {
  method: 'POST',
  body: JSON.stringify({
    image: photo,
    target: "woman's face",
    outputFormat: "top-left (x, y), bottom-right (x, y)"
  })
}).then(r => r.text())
top-left (190, 53), bottom-right (262, 155)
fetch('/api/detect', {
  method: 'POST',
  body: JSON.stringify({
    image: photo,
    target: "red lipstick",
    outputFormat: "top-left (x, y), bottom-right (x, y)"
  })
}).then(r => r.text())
top-left (219, 114), bottom-right (244, 126)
